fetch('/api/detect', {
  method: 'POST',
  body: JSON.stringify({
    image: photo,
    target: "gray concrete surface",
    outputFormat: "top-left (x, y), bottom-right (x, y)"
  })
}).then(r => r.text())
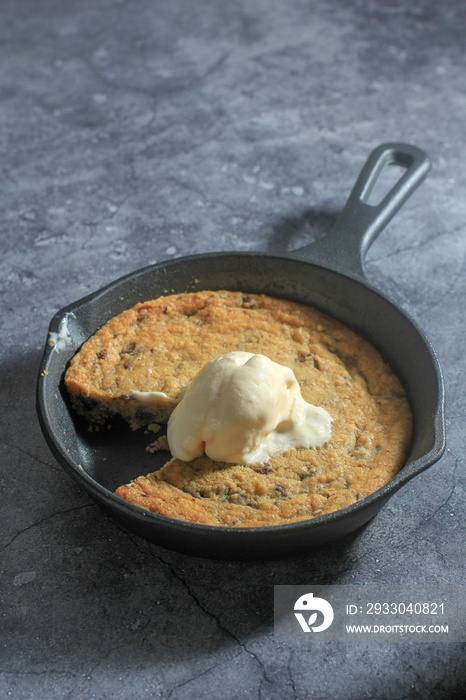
top-left (1, 1), bottom-right (465, 698)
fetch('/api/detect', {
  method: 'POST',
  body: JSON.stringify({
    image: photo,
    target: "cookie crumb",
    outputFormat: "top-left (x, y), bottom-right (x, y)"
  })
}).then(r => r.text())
top-left (146, 435), bottom-right (170, 454)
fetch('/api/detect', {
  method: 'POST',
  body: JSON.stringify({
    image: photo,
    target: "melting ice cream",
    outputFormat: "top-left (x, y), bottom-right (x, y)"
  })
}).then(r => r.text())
top-left (162, 352), bottom-right (331, 464)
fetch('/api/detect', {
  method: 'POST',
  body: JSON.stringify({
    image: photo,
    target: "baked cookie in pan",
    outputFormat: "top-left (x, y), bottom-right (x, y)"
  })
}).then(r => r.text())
top-left (64, 290), bottom-right (412, 527)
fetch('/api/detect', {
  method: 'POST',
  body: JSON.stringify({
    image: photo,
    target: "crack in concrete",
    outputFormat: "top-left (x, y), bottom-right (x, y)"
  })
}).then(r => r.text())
top-left (166, 655), bottom-right (239, 700)
top-left (120, 529), bottom-right (273, 687)
top-left (422, 457), bottom-right (458, 527)
top-left (420, 256), bottom-right (466, 315)
top-left (368, 223), bottom-right (465, 264)
top-left (1, 503), bottom-right (95, 552)
top-left (0, 439), bottom-right (61, 472)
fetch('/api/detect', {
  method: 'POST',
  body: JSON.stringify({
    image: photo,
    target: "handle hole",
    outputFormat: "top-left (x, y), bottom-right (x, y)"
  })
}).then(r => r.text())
top-left (361, 161), bottom-right (407, 206)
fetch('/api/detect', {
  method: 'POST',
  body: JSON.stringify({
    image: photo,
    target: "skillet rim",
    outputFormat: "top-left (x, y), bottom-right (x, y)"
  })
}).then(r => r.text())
top-left (36, 249), bottom-right (446, 537)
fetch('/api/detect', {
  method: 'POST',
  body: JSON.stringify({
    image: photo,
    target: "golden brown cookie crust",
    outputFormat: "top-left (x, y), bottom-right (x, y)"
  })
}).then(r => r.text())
top-left (65, 290), bottom-right (412, 527)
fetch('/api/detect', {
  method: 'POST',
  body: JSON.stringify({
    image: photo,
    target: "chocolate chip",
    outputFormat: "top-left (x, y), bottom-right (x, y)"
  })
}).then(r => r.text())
top-left (121, 342), bottom-right (136, 355)
top-left (275, 485), bottom-right (289, 498)
top-left (255, 464), bottom-right (274, 474)
top-left (297, 353), bottom-right (322, 370)
top-left (299, 470), bottom-right (315, 480)
top-left (241, 296), bottom-right (257, 308)
top-left (96, 349), bottom-right (107, 360)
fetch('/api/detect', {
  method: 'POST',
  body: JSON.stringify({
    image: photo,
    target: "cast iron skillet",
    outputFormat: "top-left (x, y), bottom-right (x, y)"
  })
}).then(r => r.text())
top-left (37, 143), bottom-right (445, 560)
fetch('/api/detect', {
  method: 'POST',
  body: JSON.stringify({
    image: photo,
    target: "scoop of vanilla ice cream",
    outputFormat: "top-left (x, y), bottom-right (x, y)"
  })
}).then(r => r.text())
top-left (166, 352), bottom-right (331, 465)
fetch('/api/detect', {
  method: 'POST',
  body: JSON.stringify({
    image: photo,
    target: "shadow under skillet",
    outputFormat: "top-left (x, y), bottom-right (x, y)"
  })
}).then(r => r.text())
top-left (262, 207), bottom-right (338, 256)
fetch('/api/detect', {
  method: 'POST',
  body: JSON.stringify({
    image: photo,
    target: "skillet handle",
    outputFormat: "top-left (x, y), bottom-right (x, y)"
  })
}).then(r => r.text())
top-left (292, 143), bottom-right (431, 279)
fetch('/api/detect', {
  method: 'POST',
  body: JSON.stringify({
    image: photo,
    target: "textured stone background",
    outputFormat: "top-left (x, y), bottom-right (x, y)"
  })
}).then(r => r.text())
top-left (1, 1), bottom-right (465, 698)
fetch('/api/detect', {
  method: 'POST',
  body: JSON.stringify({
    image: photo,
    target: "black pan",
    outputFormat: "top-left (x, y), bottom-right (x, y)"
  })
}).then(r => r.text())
top-left (37, 143), bottom-right (445, 560)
